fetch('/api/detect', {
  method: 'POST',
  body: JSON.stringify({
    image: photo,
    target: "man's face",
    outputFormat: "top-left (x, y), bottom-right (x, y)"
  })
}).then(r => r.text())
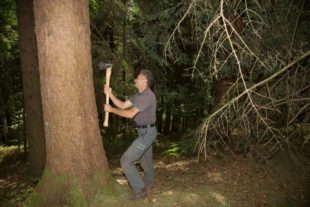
top-left (134, 74), bottom-right (147, 89)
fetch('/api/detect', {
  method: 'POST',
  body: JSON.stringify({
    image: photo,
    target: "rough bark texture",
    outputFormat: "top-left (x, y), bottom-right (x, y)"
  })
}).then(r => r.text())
top-left (29, 0), bottom-right (113, 205)
top-left (16, 0), bottom-right (45, 178)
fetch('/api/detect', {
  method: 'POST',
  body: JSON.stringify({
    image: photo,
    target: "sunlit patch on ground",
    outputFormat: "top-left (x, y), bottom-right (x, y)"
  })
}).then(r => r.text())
top-left (210, 191), bottom-right (227, 205)
top-left (0, 146), bottom-right (19, 162)
top-left (148, 190), bottom-right (207, 207)
top-left (115, 178), bottom-right (127, 185)
top-left (207, 172), bottom-right (223, 182)
top-left (164, 160), bottom-right (192, 170)
top-left (112, 167), bottom-right (123, 176)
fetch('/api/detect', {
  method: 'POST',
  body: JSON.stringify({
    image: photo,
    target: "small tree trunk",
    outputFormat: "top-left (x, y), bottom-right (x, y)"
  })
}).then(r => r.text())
top-left (16, 0), bottom-right (46, 178)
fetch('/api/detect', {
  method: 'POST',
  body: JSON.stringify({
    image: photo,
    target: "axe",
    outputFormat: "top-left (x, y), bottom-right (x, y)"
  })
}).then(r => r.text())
top-left (99, 62), bottom-right (113, 127)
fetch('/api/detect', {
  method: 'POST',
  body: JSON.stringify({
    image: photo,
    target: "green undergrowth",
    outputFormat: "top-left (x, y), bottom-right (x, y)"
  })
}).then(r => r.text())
top-left (0, 145), bottom-right (20, 163)
top-left (103, 130), bottom-right (197, 158)
top-left (161, 137), bottom-right (196, 157)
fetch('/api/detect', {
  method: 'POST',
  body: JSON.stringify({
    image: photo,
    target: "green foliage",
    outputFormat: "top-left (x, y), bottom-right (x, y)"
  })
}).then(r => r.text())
top-left (103, 130), bottom-right (137, 156)
top-left (0, 0), bottom-right (18, 62)
top-left (0, 0), bottom-right (306, 157)
top-left (89, 0), bottom-right (209, 140)
top-left (163, 136), bottom-right (196, 157)
top-left (0, 0), bottom-right (23, 146)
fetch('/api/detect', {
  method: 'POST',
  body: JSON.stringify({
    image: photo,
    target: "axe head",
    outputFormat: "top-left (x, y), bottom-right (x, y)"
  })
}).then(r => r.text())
top-left (98, 62), bottom-right (113, 72)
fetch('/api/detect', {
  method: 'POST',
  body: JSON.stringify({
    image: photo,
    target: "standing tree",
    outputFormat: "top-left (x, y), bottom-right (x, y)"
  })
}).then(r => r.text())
top-left (27, 0), bottom-right (113, 206)
top-left (16, 0), bottom-right (45, 179)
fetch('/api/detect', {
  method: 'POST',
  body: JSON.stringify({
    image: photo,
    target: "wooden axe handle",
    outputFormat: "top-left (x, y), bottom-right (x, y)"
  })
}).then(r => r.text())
top-left (103, 67), bottom-right (112, 127)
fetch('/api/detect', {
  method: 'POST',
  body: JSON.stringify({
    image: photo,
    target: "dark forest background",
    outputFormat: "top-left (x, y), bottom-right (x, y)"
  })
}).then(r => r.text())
top-left (1, 0), bottom-right (309, 162)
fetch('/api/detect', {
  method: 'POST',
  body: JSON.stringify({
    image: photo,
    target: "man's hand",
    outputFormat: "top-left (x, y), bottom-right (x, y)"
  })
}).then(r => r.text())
top-left (103, 85), bottom-right (112, 96)
top-left (104, 104), bottom-right (113, 113)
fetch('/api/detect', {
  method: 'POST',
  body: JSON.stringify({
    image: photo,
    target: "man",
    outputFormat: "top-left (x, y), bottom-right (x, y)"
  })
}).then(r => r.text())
top-left (104, 69), bottom-right (157, 200)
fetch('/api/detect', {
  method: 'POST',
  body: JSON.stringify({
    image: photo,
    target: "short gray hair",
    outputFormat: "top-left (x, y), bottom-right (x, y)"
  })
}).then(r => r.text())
top-left (139, 69), bottom-right (154, 87)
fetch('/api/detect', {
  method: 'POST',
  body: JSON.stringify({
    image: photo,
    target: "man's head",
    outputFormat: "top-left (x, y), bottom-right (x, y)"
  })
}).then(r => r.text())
top-left (138, 69), bottom-right (154, 87)
top-left (134, 69), bottom-right (154, 92)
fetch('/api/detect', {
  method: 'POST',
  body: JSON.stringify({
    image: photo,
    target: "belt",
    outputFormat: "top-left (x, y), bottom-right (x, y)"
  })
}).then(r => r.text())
top-left (136, 123), bottom-right (156, 129)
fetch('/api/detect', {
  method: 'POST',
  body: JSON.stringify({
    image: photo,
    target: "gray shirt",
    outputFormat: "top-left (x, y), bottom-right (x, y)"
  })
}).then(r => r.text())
top-left (130, 88), bottom-right (156, 125)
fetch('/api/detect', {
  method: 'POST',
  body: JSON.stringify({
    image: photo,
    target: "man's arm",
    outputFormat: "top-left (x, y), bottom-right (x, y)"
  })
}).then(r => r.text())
top-left (104, 85), bottom-right (132, 109)
top-left (104, 104), bottom-right (139, 119)
top-left (109, 93), bottom-right (132, 109)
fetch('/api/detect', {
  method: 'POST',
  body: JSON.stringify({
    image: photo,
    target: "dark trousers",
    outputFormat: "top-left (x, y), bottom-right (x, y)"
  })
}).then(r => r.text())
top-left (120, 127), bottom-right (157, 193)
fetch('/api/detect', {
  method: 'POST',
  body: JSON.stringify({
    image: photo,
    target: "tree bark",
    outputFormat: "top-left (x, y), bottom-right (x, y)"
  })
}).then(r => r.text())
top-left (16, 0), bottom-right (46, 179)
top-left (28, 0), bottom-right (113, 205)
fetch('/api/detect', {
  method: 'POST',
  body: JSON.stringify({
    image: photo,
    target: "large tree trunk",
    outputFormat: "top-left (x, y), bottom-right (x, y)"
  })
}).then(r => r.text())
top-left (16, 0), bottom-right (45, 179)
top-left (28, 0), bottom-right (113, 205)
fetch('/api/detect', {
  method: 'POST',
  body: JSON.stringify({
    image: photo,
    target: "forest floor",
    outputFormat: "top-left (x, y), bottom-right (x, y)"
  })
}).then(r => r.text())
top-left (0, 136), bottom-right (310, 207)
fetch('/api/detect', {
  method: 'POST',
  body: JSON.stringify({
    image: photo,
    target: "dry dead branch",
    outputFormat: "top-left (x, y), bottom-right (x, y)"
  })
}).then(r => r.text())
top-left (164, 0), bottom-right (310, 160)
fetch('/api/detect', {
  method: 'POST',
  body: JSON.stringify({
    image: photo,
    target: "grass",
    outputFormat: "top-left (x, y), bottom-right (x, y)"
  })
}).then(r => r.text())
top-left (0, 145), bottom-right (19, 163)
